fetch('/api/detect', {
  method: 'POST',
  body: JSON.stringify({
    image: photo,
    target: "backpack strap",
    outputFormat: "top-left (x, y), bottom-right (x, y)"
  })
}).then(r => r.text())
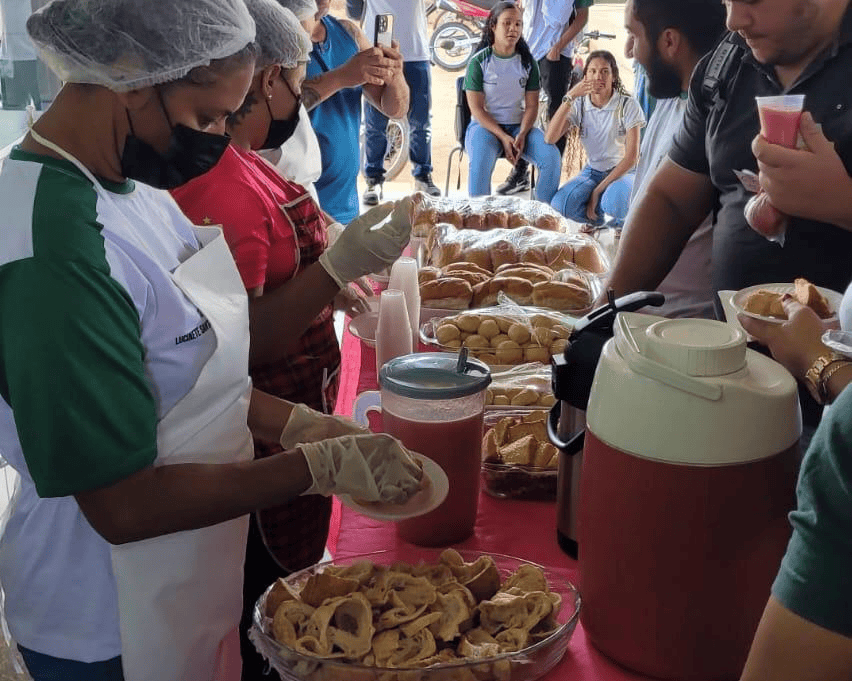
top-left (701, 33), bottom-right (746, 109)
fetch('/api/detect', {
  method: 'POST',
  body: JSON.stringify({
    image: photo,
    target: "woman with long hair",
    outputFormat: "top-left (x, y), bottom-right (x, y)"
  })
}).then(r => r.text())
top-left (546, 49), bottom-right (645, 229)
top-left (463, 1), bottom-right (561, 202)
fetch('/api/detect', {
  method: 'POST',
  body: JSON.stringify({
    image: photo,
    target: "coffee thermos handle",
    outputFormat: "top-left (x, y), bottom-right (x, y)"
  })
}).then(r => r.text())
top-left (547, 402), bottom-right (585, 454)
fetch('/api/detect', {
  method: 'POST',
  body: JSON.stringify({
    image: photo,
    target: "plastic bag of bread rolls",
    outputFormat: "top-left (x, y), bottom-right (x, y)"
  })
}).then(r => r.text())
top-left (423, 298), bottom-right (574, 365)
top-left (485, 363), bottom-right (556, 407)
top-left (425, 223), bottom-right (610, 276)
top-left (411, 193), bottom-right (570, 238)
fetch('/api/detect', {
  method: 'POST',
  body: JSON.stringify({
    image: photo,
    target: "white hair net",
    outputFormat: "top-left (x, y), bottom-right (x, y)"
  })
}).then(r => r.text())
top-left (274, 0), bottom-right (318, 22)
top-left (246, 0), bottom-right (311, 69)
top-left (26, 0), bottom-right (257, 92)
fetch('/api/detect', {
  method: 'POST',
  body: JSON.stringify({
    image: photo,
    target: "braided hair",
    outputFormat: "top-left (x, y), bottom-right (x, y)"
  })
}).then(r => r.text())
top-left (472, 1), bottom-right (533, 72)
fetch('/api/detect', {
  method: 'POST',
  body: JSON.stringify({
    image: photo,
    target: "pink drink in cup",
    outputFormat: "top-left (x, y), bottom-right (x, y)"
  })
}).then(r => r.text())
top-left (756, 95), bottom-right (805, 149)
top-left (378, 353), bottom-right (491, 547)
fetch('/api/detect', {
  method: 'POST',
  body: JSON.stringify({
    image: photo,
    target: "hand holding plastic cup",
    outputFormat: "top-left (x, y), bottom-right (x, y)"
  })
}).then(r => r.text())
top-left (756, 94), bottom-right (805, 149)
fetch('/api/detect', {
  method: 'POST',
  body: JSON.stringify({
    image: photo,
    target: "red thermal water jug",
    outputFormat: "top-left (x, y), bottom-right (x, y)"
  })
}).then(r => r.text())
top-left (579, 313), bottom-right (801, 681)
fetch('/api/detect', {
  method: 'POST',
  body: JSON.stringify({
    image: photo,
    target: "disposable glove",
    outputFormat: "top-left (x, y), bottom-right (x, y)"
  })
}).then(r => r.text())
top-left (318, 198), bottom-right (412, 288)
top-left (280, 402), bottom-right (367, 450)
top-left (298, 433), bottom-right (424, 504)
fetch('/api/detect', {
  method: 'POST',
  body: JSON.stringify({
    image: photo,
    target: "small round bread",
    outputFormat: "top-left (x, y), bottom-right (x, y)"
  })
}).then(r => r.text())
top-left (489, 239), bottom-right (518, 270)
top-left (478, 318), bottom-right (500, 339)
top-left (489, 276), bottom-right (534, 305)
top-left (478, 353), bottom-right (499, 365)
top-left (511, 388), bottom-right (539, 406)
top-left (508, 213), bottom-right (529, 228)
top-left (496, 317), bottom-right (514, 333)
top-left (419, 277), bottom-right (473, 310)
top-left (520, 246), bottom-right (548, 267)
top-left (573, 241), bottom-right (607, 273)
top-left (455, 313), bottom-right (482, 333)
top-left (550, 338), bottom-right (568, 355)
top-left (534, 214), bottom-right (562, 231)
top-left (531, 326), bottom-right (555, 347)
top-left (525, 346), bottom-right (551, 363)
top-left (417, 266), bottom-right (441, 285)
top-left (532, 280), bottom-right (591, 311)
top-left (545, 241), bottom-right (574, 269)
top-left (444, 339), bottom-right (462, 349)
top-left (507, 323), bottom-right (531, 344)
top-left (435, 323), bottom-right (461, 344)
top-left (530, 313), bottom-right (556, 328)
top-left (489, 333), bottom-right (510, 348)
top-left (463, 334), bottom-right (490, 348)
top-left (433, 240), bottom-right (463, 268)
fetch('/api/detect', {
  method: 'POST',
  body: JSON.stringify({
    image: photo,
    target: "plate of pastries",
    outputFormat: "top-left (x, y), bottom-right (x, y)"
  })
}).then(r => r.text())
top-left (733, 278), bottom-right (841, 324)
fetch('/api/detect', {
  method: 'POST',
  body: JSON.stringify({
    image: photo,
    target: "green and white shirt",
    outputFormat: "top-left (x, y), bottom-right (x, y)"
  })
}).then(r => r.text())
top-left (0, 148), bottom-right (216, 661)
top-left (464, 47), bottom-right (540, 126)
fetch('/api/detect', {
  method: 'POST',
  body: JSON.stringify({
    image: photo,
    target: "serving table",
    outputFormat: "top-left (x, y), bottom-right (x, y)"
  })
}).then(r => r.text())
top-left (329, 328), bottom-right (656, 681)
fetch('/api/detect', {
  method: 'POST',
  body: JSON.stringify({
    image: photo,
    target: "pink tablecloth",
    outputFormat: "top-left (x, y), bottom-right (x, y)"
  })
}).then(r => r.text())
top-left (332, 329), bottom-right (655, 681)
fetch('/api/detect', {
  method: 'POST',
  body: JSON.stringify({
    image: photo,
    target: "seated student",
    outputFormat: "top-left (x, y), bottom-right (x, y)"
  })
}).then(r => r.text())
top-left (463, 1), bottom-right (561, 203)
top-left (546, 50), bottom-right (645, 229)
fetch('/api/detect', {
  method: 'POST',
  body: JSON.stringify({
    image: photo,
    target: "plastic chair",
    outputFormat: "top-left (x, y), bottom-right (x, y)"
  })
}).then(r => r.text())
top-left (445, 76), bottom-right (535, 196)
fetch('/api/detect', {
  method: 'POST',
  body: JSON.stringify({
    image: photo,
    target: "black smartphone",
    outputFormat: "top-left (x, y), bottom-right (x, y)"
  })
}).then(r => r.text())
top-left (374, 13), bottom-right (394, 48)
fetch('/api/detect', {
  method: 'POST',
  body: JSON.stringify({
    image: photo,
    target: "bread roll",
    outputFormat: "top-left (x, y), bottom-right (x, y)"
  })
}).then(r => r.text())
top-left (534, 214), bottom-right (562, 231)
top-left (573, 242), bottom-right (606, 273)
top-left (455, 313), bottom-right (482, 333)
top-left (465, 247), bottom-right (493, 272)
top-left (418, 266), bottom-right (441, 285)
top-left (545, 241), bottom-right (573, 269)
top-left (435, 323), bottom-right (461, 344)
top-left (520, 246), bottom-right (548, 266)
top-left (490, 333), bottom-right (510, 348)
top-left (489, 276), bottom-right (534, 305)
top-left (484, 210), bottom-right (510, 230)
top-left (471, 280), bottom-right (492, 308)
top-left (489, 239), bottom-right (518, 270)
top-left (507, 323), bottom-right (531, 344)
top-left (441, 269), bottom-right (490, 287)
top-left (508, 213), bottom-right (529, 228)
top-left (532, 280), bottom-right (591, 311)
top-left (433, 240), bottom-right (463, 268)
top-left (478, 318), bottom-right (500, 339)
top-left (441, 262), bottom-right (491, 277)
top-left (495, 262), bottom-right (554, 277)
top-left (463, 212), bottom-right (487, 231)
top-left (463, 334), bottom-right (489, 348)
top-left (420, 277), bottom-right (472, 310)
top-left (492, 266), bottom-right (551, 284)
top-left (436, 210), bottom-right (464, 229)
top-left (525, 346), bottom-right (551, 363)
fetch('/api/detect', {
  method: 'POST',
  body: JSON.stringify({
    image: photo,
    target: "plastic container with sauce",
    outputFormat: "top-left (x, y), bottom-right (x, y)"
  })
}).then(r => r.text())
top-left (379, 352), bottom-right (491, 546)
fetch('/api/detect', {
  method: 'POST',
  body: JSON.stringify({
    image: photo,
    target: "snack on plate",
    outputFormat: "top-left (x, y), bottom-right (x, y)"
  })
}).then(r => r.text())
top-left (410, 193), bottom-right (570, 238)
top-left (259, 549), bottom-right (563, 678)
top-left (482, 411), bottom-right (559, 500)
top-left (424, 304), bottom-right (573, 365)
top-left (425, 223), bottom-right (609, 275)
top-left (486, 363), bottom-right (556, 407)
top-left (743, 277), bottom-right (833, 319)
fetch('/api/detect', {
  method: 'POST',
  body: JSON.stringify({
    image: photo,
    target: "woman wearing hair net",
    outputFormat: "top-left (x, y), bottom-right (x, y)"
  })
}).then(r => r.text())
top-left (0, 1), bottom-right (422, 680)
top-left (171, 2), bottom-right (405, 676)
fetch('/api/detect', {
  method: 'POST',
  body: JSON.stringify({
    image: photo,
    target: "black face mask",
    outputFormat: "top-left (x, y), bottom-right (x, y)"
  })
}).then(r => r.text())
top-left (121, 89), bottom-right (230, 190)
top-left (259, 77), bottom-right (302, 150)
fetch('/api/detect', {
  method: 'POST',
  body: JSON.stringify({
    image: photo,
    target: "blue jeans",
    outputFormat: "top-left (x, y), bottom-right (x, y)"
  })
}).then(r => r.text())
top-left (465, 121), bottom-right (561, 203)
top-left (18, 645), bottom-right (124, 681)
top-left (551, 165), bottom-right (636, 227)
top-left (364, 60), bottom-right (432, 180)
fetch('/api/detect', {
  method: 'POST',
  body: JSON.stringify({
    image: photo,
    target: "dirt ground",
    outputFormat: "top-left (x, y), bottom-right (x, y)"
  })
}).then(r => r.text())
top-left (328, 0), bottom-right (634, 199)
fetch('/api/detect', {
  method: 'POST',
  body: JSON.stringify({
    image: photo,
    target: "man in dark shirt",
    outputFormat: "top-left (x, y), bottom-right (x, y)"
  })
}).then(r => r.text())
top-left (604, 0), bottom-right (852, 304)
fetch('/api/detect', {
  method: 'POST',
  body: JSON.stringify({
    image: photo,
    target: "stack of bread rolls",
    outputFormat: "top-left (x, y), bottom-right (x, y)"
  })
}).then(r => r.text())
top-left (428, 311), bottom-right (571, 365)
top-left (419, 261), bottom-right (593, 313)
top-left (411, 193), bottom-right (567, 238)
top-left (486, 363), bottom-right (555, 407)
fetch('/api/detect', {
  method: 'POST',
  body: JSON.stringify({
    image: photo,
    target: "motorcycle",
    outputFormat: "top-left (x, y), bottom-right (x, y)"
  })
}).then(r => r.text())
top-left (429, 0), bottom-right (497, 72)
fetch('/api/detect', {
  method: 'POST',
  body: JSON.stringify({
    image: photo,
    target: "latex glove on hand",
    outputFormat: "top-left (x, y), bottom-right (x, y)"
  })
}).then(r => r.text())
top-left (280, 402), bottom-right (367, 450)
top-left (299, 433), bottom-right (424, 504)
top-left (334, 281), bottom-right (372, 317)
top-left (318, 198), bottom-right (413, 289)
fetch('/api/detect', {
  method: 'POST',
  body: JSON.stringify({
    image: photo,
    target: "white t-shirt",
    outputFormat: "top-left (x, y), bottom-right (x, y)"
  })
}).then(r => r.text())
top-left (0, 149), bottom-right (217, 661)
top-left (628, 96), bottom-right (714, 319)
top-left (465, 48), bottom-right (540, 126)
top-left (569, 92), bottom-right (645, 171)
top-left (364, 0), bottom-right (429, 62)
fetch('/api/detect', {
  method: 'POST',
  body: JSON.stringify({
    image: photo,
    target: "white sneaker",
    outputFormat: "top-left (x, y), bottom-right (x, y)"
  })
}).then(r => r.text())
top-left (362, 179), bottom-right (382, 206)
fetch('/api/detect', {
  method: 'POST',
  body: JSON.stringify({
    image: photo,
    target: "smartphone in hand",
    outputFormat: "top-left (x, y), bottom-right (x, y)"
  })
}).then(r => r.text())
top-left (374, 13), bottom-right (394, 48)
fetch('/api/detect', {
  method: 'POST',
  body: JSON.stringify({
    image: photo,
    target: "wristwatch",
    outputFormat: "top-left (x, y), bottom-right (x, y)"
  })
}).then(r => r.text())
top-left (803, 352), bottom-right (850, 404)
top-left (561, 94), bottom-right (574, 106)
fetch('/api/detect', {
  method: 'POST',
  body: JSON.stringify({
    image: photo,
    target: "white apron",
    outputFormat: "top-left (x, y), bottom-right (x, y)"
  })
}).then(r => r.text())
top-left (29, 130), bottom-right (253, 681)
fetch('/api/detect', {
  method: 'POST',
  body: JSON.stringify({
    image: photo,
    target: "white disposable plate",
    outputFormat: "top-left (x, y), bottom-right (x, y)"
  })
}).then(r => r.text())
top-left (732, 283), bottom-right (842, 325)
top-left (338, 454), bottom-right (449, 521)
top-left (347, 310), bottom-right (379, 348)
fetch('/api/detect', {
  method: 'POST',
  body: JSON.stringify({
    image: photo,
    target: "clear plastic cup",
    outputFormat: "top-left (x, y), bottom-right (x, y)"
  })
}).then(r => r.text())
top-left (756, 94), bottom-right (805, 148)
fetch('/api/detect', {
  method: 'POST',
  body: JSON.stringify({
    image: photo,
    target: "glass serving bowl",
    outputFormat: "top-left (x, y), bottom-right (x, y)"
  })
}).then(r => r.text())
top-left (250, 548), bottom-right (581, 681)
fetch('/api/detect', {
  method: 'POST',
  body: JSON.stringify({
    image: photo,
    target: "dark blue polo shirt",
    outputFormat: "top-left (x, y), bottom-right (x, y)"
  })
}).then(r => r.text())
top-left (669, 8), bottom-right (852, 295)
